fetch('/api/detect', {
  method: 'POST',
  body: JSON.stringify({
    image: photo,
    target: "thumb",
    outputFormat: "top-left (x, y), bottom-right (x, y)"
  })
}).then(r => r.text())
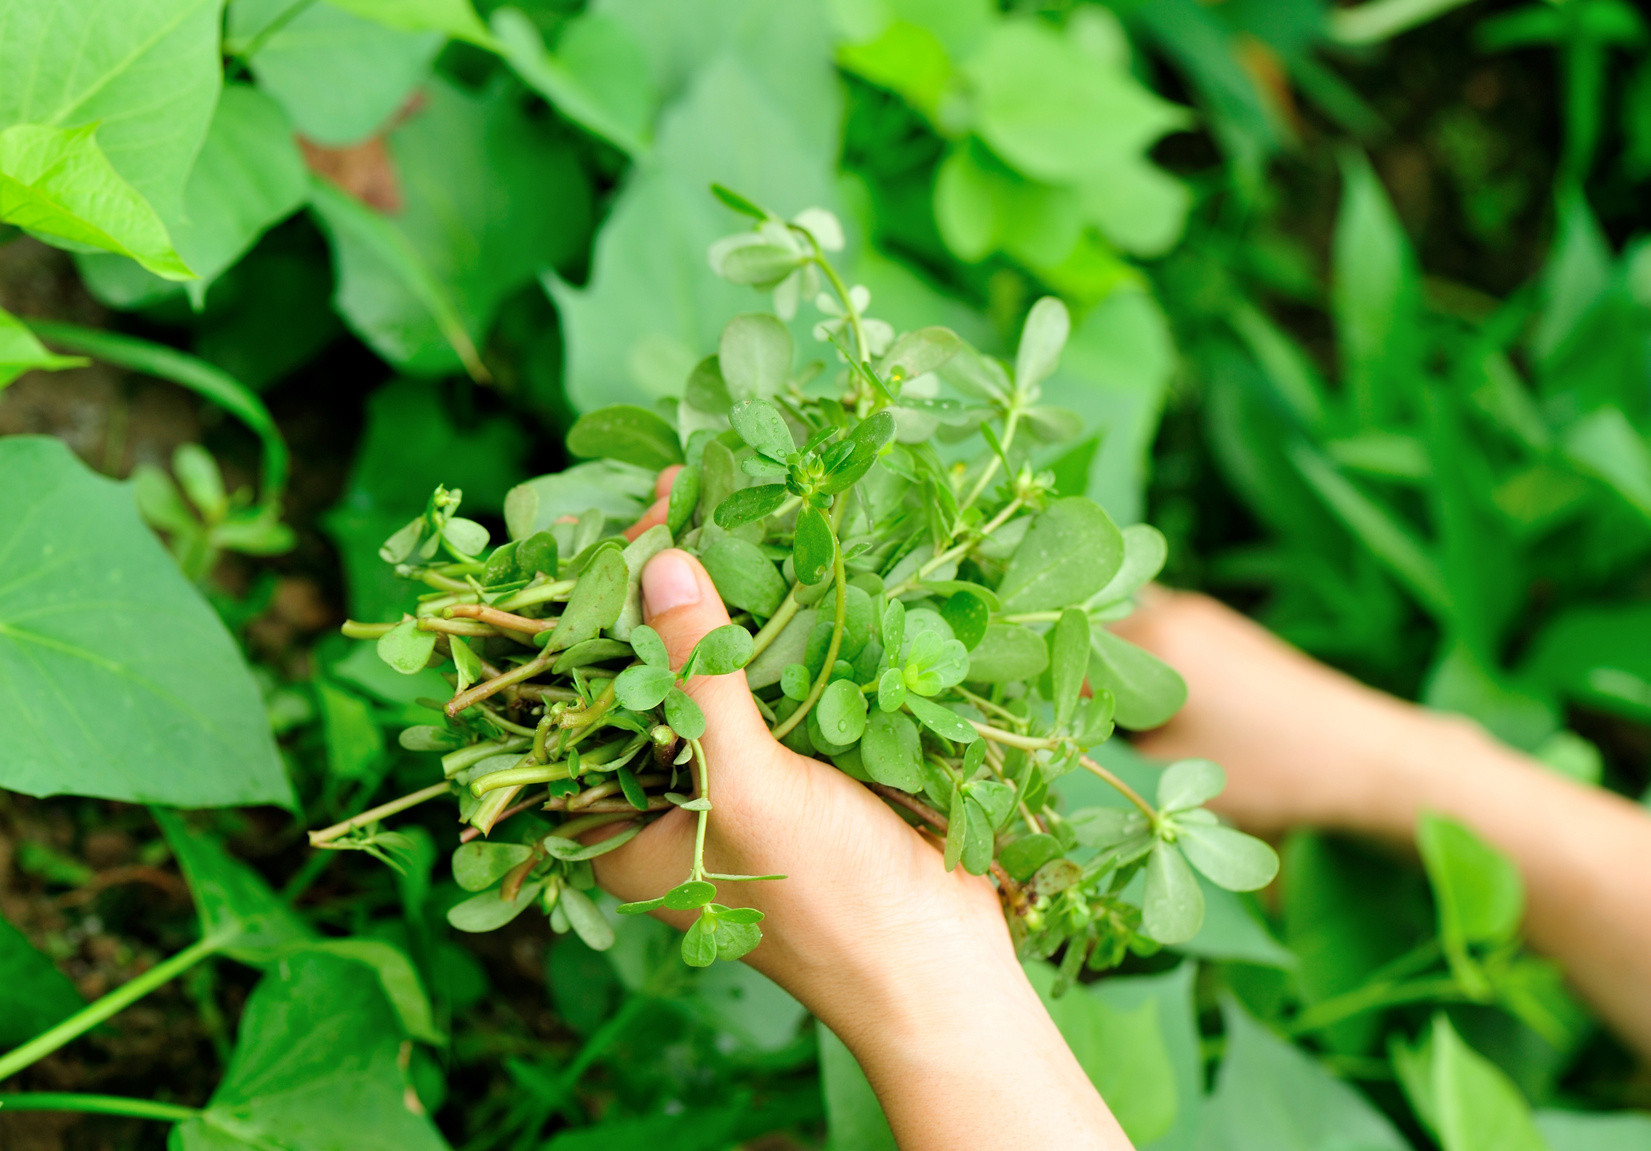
top-left (641, 549), bottom-right (773, 761)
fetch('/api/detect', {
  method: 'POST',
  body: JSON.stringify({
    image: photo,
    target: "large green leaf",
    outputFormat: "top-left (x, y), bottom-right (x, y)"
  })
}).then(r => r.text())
top-left (171, 953), bottom-right (452, 1151)
top-left (550, 0), bottom-right (841, 411)
top-left (0, 0), bottom-right (224, 217)
top-left (155, 808), bottom-right (314, 961)
top-left (0, 908), bottom-right (83, 1048)
top-left (1027, 961), bottom-right (1178, 1146)
top-left (0, 438), bottom-right (293, 809)
top-left (1398, 1015), bottom-right (1547, 1151)
top-left (0, 304), bottom-right (83, 389)
top-left (230, 0), bottom-right (442, 146)
top-left (312, 78), bottom-right (592, 376)
top-left (0, 125), bottom-right (192, 279)
top-left (77, 84), bottom-right (308, 306)
top-left (818, 1020), bottom-right (897, 1151)
top-left (1331, 151), bottom-right (1421, 423)
top-left (1196, 1000), bottom-right (1410, 1151)
top-left (326, 0), bottom-right (492, 44)
top-left (1417, 813), bottom-right (1523, 994)
top-left (1521, 603), bottom-right (1651, 722)
top-left (1536, 1110), bottom-right (1651, 1151)
top-left (493, 7), bottom-right (655, 156)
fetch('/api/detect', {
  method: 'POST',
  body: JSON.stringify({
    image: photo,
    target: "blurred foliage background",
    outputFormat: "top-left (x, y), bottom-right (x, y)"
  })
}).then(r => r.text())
top-left (2, 0), bottom-right (1651, 1147)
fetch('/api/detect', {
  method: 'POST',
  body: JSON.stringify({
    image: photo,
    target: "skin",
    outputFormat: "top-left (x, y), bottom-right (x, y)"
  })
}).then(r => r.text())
top-left (1113, 587), bottom-right (1651, 1062)
top-left (594, 471), bottom-right (1131, 1151)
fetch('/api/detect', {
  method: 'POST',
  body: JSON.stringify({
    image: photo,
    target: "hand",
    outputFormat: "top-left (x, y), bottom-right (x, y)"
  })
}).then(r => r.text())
top-left (1109, 587), bottom-right (1430, 838)
top-left (592, 472), bottom-right (1130, 1150)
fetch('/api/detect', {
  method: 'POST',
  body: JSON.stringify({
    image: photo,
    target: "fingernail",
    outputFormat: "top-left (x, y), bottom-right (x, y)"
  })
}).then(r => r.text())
top-left (643, 550), bottom-right (700, 616)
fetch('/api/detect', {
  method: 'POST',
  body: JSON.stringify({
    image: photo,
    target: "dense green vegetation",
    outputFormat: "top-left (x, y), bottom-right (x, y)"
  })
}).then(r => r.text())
top-left (2, 0), bottom-right (1649, 1147)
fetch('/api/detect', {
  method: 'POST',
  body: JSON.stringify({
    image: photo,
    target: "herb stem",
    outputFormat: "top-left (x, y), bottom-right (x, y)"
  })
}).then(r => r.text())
top-left (969, 721), bottom-right (1056, 751)
top-left (446, 650), bottom-right (552, 717)
top-left (1286, 977), bottom-right (1466, 1035)
top-left (805, 239), bottom-right (870, 366)
top-left (496, 578), bottom-right (577, 613)
top-left (954, 686), bottom-right (1024, 726)
top-left (340, 620), bottom-right (396, 639)
top-left (749, 585), bottom-right (802, 659)
top-left (0, 1093), bottom-right (200, 1123)
top-left (770, 518), bottom-right (847, 740)
top-left (688, 739), bottom-right (711, 882)
top-left (0, 937), bottom-right (220, 1083)
top-left (960, 405), bottom-right (1021, 513)
top-left (308, 781), bottom-right (453, 846)
top-left (1075, 754), bottom-right (1159, 828)
top-left (469, 762), bottom-right (571, 796)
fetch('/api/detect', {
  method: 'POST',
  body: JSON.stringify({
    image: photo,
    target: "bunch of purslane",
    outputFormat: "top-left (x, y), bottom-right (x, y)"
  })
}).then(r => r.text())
top-left (325, 190), bottom-right (1278, 987)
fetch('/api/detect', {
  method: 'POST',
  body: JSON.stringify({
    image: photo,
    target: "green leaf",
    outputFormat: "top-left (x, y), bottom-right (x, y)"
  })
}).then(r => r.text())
top-left (939, 588), bottom-right (990, 650)
top-left (1288, 443), bottom-right (1450, 618)
top-left (0, 908), bottom-right (83, 1048)
top-left (714, 918), bottom-right (762, 962)
top-left (1424, 1015), bottom-right (1549, 1151)
top-left (567, 405), bottom-right (684, 471)
top-left (860, 710), bottom-right (923, 790)
top-left (448, 882), bottom-right (545, 932)
top-left (310, 78), bottom-right (590, 377)
top-left (666, 465), bottom-right (702, 535)
top-left (1142, 840), bottom-right (1203, 945)
top-left (1087, 629), bottom-right (1187, 731)
top-left (156, 810), bottom-right (314, 961)
top-left (548, 1), bottom-right (841, 411)
top-left (819, 1022), bottom-right (898, 1151)
top-left (1049, 607), bottom-right (1089, 729)
top-left (0, 125), bottom-right (191, 279)
top-left (1198, 999), bottom-right (1410, 1151)
top-left (820, 410), bottom-right (897, 494)
top-left (664, 880), bottom-right (718, 911)
top-left (84, 84), bottom-right (308, 305)
top-left (294, 938), bottom-right (443, 1046)
top-left (615, 522), bottom-right (673, 641)
top-left (630, 624), bottom-right (670, 670)
top-left (315, 679), bottom-right (384, 781)
top-left (729, 398), bottom-right (795, 460)
top-left (904, 695), bottom-right (977, 744)
top-left (614, 664), bottom-right (676, 710)
top-left (1177, 823), bottom-right (1279, 892)
top-left (1537, 1110), bottom-right (1651, 1151)
top-left (1561, 406), bottom-right (1651, 522)
top-left (452, 842), bottom-right (533, 892)
top-left (0, 438), bottom-right (292, 808)
top-left (701, 536), bottom-right (788, 616)
top-left (817, 680), bottom-right (869, 745)
top-left (1015, 297), bottom-right (1072, 392)
top-left (1332, 151), bottom-right (1421, 421)
top-left (714, 483), bottom-right (789, 529)
top-left (1026, 962), bottom-right (1179, 1146)
top-left (230, 0), bottom-right (441, 147)
top-left (543, 545), bottom-right (628, 653)
top-left (0, 306), bottom-right (83, 389)
top-left (1093, 524), bottom-right (1168, 607)
top-left (998, 834), bottom-right (1062, 883)
top-left (1418, 813), bottom-right (1524, 994)
top-left (997, 497), bottom-right (1124, 613)
top-left (0, 0), bottom-right (224, 216)
top-left (682, 912), bottom-right (718, 967)
top-left (377, 616), bottom-right (437, 674)
top-left (1157, 758), bottom-right (1225, 813)
top-left (171, 954), bottom-right (451, 1151)
top-left (690, 624), bottom-right (756, 676)
top-left (558, 887), bottom-right (616, 952)
top-left (967, 623), bottom-right (1050, 682)
top-left (664, 686), bottom-right (706, 738)
top-left (325, 0), bottom-right (492, 44)
top-left (793, 504), bottom-right (835, 585)
top-left (492, 7), bottom-right (653, 156)
top-left (721, 315), bottom-right (794, 400)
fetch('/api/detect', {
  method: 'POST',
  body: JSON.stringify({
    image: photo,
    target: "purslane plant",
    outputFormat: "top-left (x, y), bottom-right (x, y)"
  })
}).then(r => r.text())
top-left (323, 189), bottom-right (1278, 984)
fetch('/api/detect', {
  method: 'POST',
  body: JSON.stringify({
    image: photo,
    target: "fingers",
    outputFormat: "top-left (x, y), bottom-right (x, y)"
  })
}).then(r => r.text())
top-left (641, 549), bottom-right (774, 763)
top-left (622, 466), bottom-right (687, 541)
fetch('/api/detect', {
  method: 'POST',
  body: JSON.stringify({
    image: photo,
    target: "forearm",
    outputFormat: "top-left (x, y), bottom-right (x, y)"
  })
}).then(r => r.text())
top-left (1332, 709), bottom-right (1651, 1058)
top-left (786, 925), bottom-right (1130, 1150)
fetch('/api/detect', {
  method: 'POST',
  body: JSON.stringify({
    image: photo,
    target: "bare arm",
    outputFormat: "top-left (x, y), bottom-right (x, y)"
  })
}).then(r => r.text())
top-left (1115, 589), bottom-right (1651, 1059)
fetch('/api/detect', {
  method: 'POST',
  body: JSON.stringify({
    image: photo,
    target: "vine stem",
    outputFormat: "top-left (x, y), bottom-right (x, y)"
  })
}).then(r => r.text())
top-left (308, 781), bottom-right (451, 847)
top-left (688, 739), bottom-right (711, 883)
top-left (0, 937), bottom-right (220, 1083)
top-left (888, 495), bottom-right (1024, 598)
top-left (0, 1093), bottom-right (199, 1123)
top-left (749, 585), bottom-right (801, 659)
top-left (1076, 754), bottom-right (1159, 828)
top-left (770, 513), bottom-right (847, 741)
top-left (446, 649), bottom-right (552, 716)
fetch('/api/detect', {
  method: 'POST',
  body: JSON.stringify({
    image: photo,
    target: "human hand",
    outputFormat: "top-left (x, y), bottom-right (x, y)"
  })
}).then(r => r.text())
top-left (1109, 587), bottom-right (1435, 838)
top-left (595, 473), bottom-right (1128, 1150)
